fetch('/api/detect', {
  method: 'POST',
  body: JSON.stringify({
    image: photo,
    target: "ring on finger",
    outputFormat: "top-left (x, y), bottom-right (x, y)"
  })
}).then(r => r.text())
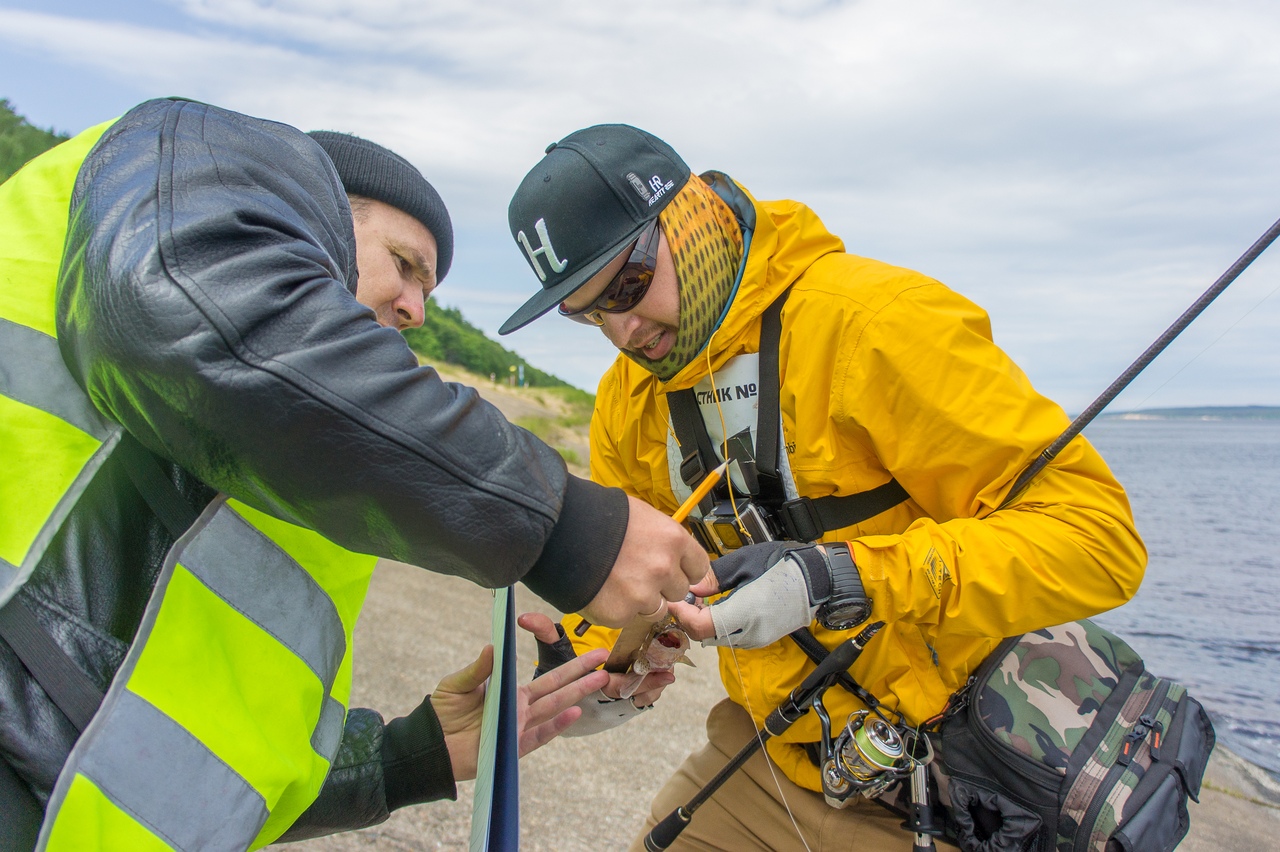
top-left (640, 599), bottom-right (667, 619)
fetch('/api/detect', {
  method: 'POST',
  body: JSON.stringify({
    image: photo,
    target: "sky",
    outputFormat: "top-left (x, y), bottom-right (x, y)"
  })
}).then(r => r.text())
top-left (3, 0), bottom-right (1279, 410)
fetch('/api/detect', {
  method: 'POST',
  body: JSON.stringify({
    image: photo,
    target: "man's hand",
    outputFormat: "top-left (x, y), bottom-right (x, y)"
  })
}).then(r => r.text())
top-left (668, 542), bottom-right (828, 649)
top-left (432, 638), bottom-right (609, 781)
top-left (519, 613), bottom-right (676, 708)
top-left (580, 495), bottom-right (710, 628)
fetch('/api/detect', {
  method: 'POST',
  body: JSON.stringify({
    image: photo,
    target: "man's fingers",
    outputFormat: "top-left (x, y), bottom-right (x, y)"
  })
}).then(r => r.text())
top-left (601, 671), bottom-right (631, 700)
top-left (526, 668), bottom-right (610, 725)
top-left (436, 644), bottom-right (494, 695)
top-left (629, 671), bottom-right (675, 707)
top-left (584, 495), bottom-right (706, 627)
top-left (525, 648), bottom-right (608, 702)
top-left (518, 706), bottom-right (584, 755)
top-left (679, 536), bottom-right (712, 584)
top-left (640, 599), bottom-right (670, 622)
top-left (602, 668), bottom-right (675, 701)
top-left (524, 665), bottom-right (609, 729)
top-left (689, 568), bottom-right (719, 597)
top-left (663, 538), bottom-right (708, 604)
top-left (517, 612), bottom-right (562, 645)
top-left (669, 600), bottom-right (716, 642)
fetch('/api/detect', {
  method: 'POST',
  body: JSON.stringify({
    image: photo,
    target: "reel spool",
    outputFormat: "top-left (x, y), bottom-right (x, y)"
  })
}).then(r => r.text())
top-left (822, 710), bottom-right (908, 806)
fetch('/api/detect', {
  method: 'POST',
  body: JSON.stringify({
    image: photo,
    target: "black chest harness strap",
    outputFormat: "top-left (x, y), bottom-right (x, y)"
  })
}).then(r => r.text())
top-left (667, 288), bottom-right (910, 542)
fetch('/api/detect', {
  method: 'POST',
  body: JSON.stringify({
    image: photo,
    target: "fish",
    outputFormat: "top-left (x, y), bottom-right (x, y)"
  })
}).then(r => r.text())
top-left (613, 616), bottom-right (695, 700)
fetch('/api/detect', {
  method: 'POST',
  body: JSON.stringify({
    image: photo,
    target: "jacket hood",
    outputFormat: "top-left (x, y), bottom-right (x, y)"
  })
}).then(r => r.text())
top-left (656, 172), bottom-right (846, 392)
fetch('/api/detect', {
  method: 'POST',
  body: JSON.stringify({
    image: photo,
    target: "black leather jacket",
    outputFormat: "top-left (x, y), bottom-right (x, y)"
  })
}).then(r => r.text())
top-left (0, 98), bottom-right (628, 844)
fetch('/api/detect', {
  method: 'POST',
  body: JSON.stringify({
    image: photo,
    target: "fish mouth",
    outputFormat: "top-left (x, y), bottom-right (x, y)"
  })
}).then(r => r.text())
top-left (655, 631), bottom-right (684, 649)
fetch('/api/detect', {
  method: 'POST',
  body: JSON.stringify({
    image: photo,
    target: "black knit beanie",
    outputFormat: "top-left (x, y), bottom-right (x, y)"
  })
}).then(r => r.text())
top-left (308, 130), bottom-right (454, 282)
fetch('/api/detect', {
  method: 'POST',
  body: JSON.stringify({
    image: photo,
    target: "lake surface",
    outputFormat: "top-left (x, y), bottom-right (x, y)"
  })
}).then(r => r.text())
top-left (1083, 418), bottom-right (1280, 779)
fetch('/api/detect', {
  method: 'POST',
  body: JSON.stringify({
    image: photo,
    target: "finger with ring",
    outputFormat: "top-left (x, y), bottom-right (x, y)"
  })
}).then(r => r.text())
top-left (640, 599), bottom-right (668, 620)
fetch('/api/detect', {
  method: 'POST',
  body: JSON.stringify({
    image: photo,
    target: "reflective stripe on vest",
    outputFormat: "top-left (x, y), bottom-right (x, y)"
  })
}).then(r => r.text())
top-left (40, 498), bottom-right (376, 850)
top-left (2, 120), bottom-right (377, 848)
top-left (0, 120), bottom-right (120, 607)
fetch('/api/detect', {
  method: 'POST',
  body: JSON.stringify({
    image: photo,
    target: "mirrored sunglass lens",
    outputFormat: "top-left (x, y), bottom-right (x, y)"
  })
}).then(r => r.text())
top-left (601, 268), bottom-right (651, 310)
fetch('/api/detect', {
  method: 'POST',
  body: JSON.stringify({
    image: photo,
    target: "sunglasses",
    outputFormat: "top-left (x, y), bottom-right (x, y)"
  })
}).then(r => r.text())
top-left (558, 219), bottom-right (661, 326)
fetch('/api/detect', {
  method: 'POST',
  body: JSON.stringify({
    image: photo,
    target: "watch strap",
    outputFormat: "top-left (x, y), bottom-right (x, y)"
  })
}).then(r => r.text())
top-left (825, 543), bottom-right (864, 603)
top-left (785, 545), bottom-right (832, 605)
top-left (819, 543), bottom-right (872, 630)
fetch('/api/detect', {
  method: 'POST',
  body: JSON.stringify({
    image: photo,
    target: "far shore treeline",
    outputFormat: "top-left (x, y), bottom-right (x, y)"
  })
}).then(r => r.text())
top-left (1, 98), bottom-right (579, 392)
top-left (1099, 406), bottom-right (1280, 420)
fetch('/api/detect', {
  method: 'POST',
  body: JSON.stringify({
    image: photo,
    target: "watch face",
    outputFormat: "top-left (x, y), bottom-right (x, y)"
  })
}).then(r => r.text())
top-left (820, 600), bottom-right (871, 631)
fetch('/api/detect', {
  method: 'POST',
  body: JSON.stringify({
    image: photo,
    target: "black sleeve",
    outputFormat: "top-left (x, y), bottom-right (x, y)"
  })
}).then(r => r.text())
top-left (56, 98), bottom-right (621, 611)
top-left (379, 696), bottom-right (456, 811)
top-left (275, 708), bottom-right (393, 842)
top-left (277, 696), bottom-right (459, 843)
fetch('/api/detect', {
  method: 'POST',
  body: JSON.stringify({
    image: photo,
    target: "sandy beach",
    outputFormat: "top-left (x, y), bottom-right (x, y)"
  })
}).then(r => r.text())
top-left (295, 561), bottom-right (1280, 851)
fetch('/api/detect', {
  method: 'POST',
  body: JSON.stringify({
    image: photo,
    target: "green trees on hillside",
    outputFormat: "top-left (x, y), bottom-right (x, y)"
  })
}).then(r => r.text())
top-left (403, 300), bottom-right (571, 388)
top-left (1, 99), bottom-right (68, 183)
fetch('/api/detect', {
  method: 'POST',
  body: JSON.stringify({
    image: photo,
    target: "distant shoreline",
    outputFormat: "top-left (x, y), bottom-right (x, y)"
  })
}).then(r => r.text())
top-left (1095, 406), bottom-right (1280, 421)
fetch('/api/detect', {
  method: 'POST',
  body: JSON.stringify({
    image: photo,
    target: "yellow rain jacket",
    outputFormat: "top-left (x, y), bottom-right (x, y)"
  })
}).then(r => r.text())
top-left (569, 174), bottom-right (1146, 792)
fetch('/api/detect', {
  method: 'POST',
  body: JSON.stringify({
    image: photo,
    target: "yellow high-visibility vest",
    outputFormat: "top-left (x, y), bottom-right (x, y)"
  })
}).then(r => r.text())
top-left (1, 119), bottom-right (377, 851)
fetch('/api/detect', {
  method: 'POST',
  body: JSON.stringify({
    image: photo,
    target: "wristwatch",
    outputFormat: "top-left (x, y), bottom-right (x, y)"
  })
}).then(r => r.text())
top-left (817, 543), bottom-right (872, 631)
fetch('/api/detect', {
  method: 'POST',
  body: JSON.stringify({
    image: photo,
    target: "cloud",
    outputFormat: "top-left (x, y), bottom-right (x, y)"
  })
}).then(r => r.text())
top-left (3, 0), bottom-right (1278, 404)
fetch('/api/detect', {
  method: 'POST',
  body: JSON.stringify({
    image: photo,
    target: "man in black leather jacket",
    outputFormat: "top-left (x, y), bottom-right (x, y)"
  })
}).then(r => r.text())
top-left (0, 98), bottom-right (708, 843)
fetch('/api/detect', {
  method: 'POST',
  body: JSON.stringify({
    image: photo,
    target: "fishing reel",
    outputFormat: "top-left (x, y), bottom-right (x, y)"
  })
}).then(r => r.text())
top-left (813, 700), bottom-right (916, 807)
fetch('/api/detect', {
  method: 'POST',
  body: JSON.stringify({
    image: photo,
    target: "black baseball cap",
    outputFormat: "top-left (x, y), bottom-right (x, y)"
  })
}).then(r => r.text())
top-left (500, 124), bottom-right (690, 335)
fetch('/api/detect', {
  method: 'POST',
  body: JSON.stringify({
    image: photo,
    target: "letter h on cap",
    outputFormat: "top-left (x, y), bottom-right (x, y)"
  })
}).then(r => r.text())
top-left (517, 218), bottom-right (568, 282)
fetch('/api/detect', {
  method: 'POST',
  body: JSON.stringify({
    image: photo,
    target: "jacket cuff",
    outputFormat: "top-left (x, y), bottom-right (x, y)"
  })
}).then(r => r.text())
top-left (381, 696), bottom-right (457, 811)
top-left (522, 476), bottom-right (628, 613)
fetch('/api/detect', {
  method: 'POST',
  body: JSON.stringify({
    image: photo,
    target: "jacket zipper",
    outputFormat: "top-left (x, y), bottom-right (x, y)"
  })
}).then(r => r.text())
top-left (1073, 678), bottom-right (1172, 852)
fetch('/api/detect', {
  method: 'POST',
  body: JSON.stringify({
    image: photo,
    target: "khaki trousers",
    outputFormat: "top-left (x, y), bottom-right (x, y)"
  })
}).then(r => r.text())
top-left (629, 699), bottom-right (914, 851)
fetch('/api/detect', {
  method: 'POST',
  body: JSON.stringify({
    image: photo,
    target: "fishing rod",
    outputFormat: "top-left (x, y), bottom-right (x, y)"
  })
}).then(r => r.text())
top-left (644, 626), bottom-right (880, 851)
top-left (1002, 215), bottom-right (1280, 506)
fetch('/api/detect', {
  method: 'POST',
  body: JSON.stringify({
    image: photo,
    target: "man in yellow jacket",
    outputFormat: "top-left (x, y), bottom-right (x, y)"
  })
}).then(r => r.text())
top-left (501, 124), bottom-right (1147, 850)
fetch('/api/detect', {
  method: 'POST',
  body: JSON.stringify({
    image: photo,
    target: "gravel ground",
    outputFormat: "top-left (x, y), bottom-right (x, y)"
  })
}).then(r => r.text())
top-left (292, 561), bottom-right (1280, 852)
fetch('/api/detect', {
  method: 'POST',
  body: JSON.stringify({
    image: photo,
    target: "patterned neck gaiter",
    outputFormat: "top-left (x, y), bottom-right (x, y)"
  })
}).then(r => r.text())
top-left (625, 173), bottom-right (744, 381)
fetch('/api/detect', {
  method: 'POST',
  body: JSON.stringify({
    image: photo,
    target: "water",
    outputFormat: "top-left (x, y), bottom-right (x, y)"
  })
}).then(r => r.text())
top-left (1082, 418), bottom-right (1280, 779)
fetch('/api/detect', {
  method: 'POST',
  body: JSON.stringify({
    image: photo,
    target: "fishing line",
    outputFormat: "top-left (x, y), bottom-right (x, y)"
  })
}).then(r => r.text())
top-left (1119, 275), bottom-right (1280, 413)
top-left (697, 328), bottom-right (812, 849)
top-left (724, 638), bottom-right (815, 852)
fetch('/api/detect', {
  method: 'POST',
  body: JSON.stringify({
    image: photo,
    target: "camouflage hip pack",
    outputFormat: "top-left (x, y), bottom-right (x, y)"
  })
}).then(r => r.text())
top-left (933, 620), bottom-right (1215, 852)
